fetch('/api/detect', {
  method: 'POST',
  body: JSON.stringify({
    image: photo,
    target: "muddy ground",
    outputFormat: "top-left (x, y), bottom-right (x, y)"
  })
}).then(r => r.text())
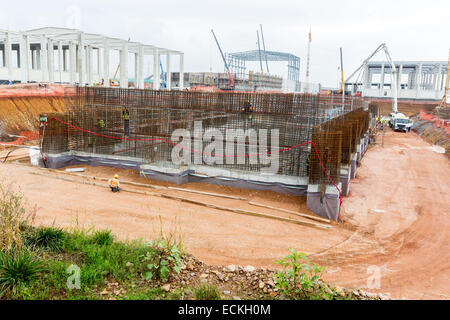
top-left (1, 130), bottom-right (449, 299)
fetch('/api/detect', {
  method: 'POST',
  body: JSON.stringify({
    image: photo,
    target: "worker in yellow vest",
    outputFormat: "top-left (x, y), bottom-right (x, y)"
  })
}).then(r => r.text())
top-left (122, 108), bottom-right (130, 137)
top-left (108, 174), bottom-right (120, 192)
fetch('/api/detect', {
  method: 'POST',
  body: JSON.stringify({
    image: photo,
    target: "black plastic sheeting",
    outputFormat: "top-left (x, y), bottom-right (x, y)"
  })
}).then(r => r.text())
top-left (140, 168), bottom-right (308, 196)
top-left (306, 192), bottom-right (340, 221)
top-left (43, 154), bottom-right (308, 197)
top-left (41, 154), bottom-right (142, 171)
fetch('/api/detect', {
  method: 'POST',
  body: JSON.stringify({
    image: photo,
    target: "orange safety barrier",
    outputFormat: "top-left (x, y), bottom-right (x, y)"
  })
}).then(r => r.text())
top-left (419, 110), bottom-right (450, 134)
top-left (0, 131), bottom-right (39, 145)
top-left (0, 84), bottom-right (76, 98)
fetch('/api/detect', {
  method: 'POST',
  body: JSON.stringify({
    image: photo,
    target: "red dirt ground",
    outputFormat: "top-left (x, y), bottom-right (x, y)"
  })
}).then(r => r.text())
top-left (1, 130), bottom-right (449, 299)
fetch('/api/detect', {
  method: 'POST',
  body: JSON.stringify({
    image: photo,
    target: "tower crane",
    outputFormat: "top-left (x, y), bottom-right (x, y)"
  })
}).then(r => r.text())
top-left (211, 29), bottom-right (235, 90)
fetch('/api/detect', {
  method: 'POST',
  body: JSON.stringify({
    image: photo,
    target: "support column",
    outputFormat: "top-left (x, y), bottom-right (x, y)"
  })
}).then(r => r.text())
top-left (166, 53), bottom-right (171, 90)
top-left (379, 63), bottom-right (385, 95)
top-left (58, 41), bottom-right (63, 82)
top-left (120, 41), bottom-right (129, 88)
top-left (397, 64), bottom-right (403, 94)
top-left (340, 164), bottom-right (351, 197)
top-left (439, 66), bottom-right (445, 91)
top-left (63, 46), bottom-right (67, 72)
top-left (306, 184), bottom-right (342, 221)
top-left (435, 65), bottom-right (442, 98)
top-left (407, 71), bottom-right (413, 90)
top-left (153, 50), bottom-right (160, 90)
top-left (350, 152), bottom-right (357, 179)
top-left (30, 48), bottom-right (35, 69)
top-left (436, 65), bottom-right (442, 91)
top-left (103, 38), bottom-right (110, 87)
top-left (69, 42), bottom-right (76, 84)
top-left (415, 64), bottom-right (422, 98)
top-left (19, 33), bottom-right (30, 83)
top-left (134, 51), bottom-right (139, 88)
top-left (363, 63), bottom-right (370, 89)
top-left (5, 32), bottom-right (12, 77)
top-left (36, 46), bottom-right (41, 70)
top-left (179, 53), bottom-right (184, 90)
top-left (77, 32), bottom-right (85, 85)
top-left (97, 48), bottom-right (102, 81)
top-left (40, 35), bottom-right (48, 82)
top-left (138, 45), bottom-right (144, 89)
top-left (87, 45), bottom-right (93, 85)
top-left (47, 39), bottom-right (54, 83)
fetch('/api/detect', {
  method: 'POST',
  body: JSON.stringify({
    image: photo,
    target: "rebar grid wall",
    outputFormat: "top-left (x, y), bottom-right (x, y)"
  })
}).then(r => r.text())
top-left (309, 109), bottom-right (369, 185)
top-left (41, 87), bottom-right (365, 181)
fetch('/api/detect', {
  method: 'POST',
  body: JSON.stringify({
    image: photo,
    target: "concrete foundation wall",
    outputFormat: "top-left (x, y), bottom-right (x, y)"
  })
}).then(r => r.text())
top-left (41, 129), bottom-right (372, 222)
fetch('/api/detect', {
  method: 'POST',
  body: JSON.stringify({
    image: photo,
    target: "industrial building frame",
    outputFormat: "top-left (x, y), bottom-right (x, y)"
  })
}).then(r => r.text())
top-left (0, 27), bottom-right (184, 90)
top-left (226, 50), bottom-right (301, 82)
top-left (346, 60), bottom-right (447, 100)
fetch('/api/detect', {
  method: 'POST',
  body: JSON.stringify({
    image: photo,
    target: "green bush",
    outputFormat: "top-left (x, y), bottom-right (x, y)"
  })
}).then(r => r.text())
top-left (141, 237), bottom-right (182, 282)
top-left (90, 230), bottom-right (114, 246)
top-left (275, 249), bottom-right (324, 299)
top-left (0, 249), bottom-right (44, 296)
top-left (25, 226), bottom-right (65, 251)
top-left (194, 283), bottom-right (221, 300)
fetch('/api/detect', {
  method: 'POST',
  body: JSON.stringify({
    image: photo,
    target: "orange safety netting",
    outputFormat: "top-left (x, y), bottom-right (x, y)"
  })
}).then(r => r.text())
top-left (0, 131), bottom-right (39, 145)
top-left (0, 84), bottom-right (75, 98)
top-left (419, 110), bottom-right (450, 134)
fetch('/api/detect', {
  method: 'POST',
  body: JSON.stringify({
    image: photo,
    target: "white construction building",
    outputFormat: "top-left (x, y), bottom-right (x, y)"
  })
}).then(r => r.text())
top-left (0, 27), bottom-right (184, 90)
top-left (346, 61), bottom-right (447, 101)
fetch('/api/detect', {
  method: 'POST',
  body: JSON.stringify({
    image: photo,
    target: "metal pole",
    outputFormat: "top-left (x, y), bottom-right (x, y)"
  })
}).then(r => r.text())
top-left (260, 24), bottom-right (269, 73)
top-left (256, 30), bottom-right (263, 73)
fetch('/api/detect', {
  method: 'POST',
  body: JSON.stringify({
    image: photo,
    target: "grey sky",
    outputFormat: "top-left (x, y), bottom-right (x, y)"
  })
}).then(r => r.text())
top-left (1, 0), bottom-right (448, 87)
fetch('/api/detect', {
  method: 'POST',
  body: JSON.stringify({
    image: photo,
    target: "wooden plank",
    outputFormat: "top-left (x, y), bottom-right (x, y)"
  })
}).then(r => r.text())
top-left (248, 201), bottom-right (331, 223)
top-left (36, 167), bottom-right (166, 190)
top-left (167, 186), bottom-right (247, 200)
top-left (30, 171), bottom-right (331, 230)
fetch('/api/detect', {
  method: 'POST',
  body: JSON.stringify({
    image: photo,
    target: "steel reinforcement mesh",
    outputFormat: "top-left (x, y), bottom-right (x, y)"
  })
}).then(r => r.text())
top-left (309, 108), bottom-right (369, 185)
top-left (41, 87), bottom-right (368, 185)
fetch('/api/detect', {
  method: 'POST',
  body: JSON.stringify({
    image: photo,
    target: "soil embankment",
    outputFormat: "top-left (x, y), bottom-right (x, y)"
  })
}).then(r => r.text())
top-left (371, 99), bottom-right (437, 116)
top-left (0, 84), bottom-right (68, 135)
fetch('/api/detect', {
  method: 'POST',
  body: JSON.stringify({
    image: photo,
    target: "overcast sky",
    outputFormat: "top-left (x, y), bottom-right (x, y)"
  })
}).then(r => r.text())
top-left (1, 0), bottom-right (448, 87)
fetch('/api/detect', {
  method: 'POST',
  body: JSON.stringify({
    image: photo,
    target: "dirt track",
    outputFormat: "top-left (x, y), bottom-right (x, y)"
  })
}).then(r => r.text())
top-left (1, 130), bottom-right (449, 299)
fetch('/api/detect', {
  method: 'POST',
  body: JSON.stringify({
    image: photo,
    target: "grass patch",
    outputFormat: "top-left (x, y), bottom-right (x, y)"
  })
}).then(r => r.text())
top-left (194, 283), bottom-right (221, 300)
top-left (25, 226), bottom-right (65, 252)
top-left (90, 230), bottom-right (114, 246)
top-left (0, 248), bottom-right (44, 296)
top-left (0, 182), bottom-right (355, 300)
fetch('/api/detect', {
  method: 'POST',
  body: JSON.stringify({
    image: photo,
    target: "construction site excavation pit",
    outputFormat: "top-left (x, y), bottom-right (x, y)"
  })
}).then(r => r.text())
top-left (39, 86), bottom-right (373, 221)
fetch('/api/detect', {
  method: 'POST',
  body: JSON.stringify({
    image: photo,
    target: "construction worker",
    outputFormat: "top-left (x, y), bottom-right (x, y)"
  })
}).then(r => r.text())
top-left (242, 100), bottom-right (253, 113)
top-left (108, 174), bottom-right (120, 192)
top-left (97, 118), bottom-right (105, 130)
top-left (122, 108), bottom-right (130, 137)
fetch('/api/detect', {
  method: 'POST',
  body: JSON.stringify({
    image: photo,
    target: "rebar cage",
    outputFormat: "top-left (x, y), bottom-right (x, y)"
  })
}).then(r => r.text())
top-left (41, 87), bottom-right (369, 188)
